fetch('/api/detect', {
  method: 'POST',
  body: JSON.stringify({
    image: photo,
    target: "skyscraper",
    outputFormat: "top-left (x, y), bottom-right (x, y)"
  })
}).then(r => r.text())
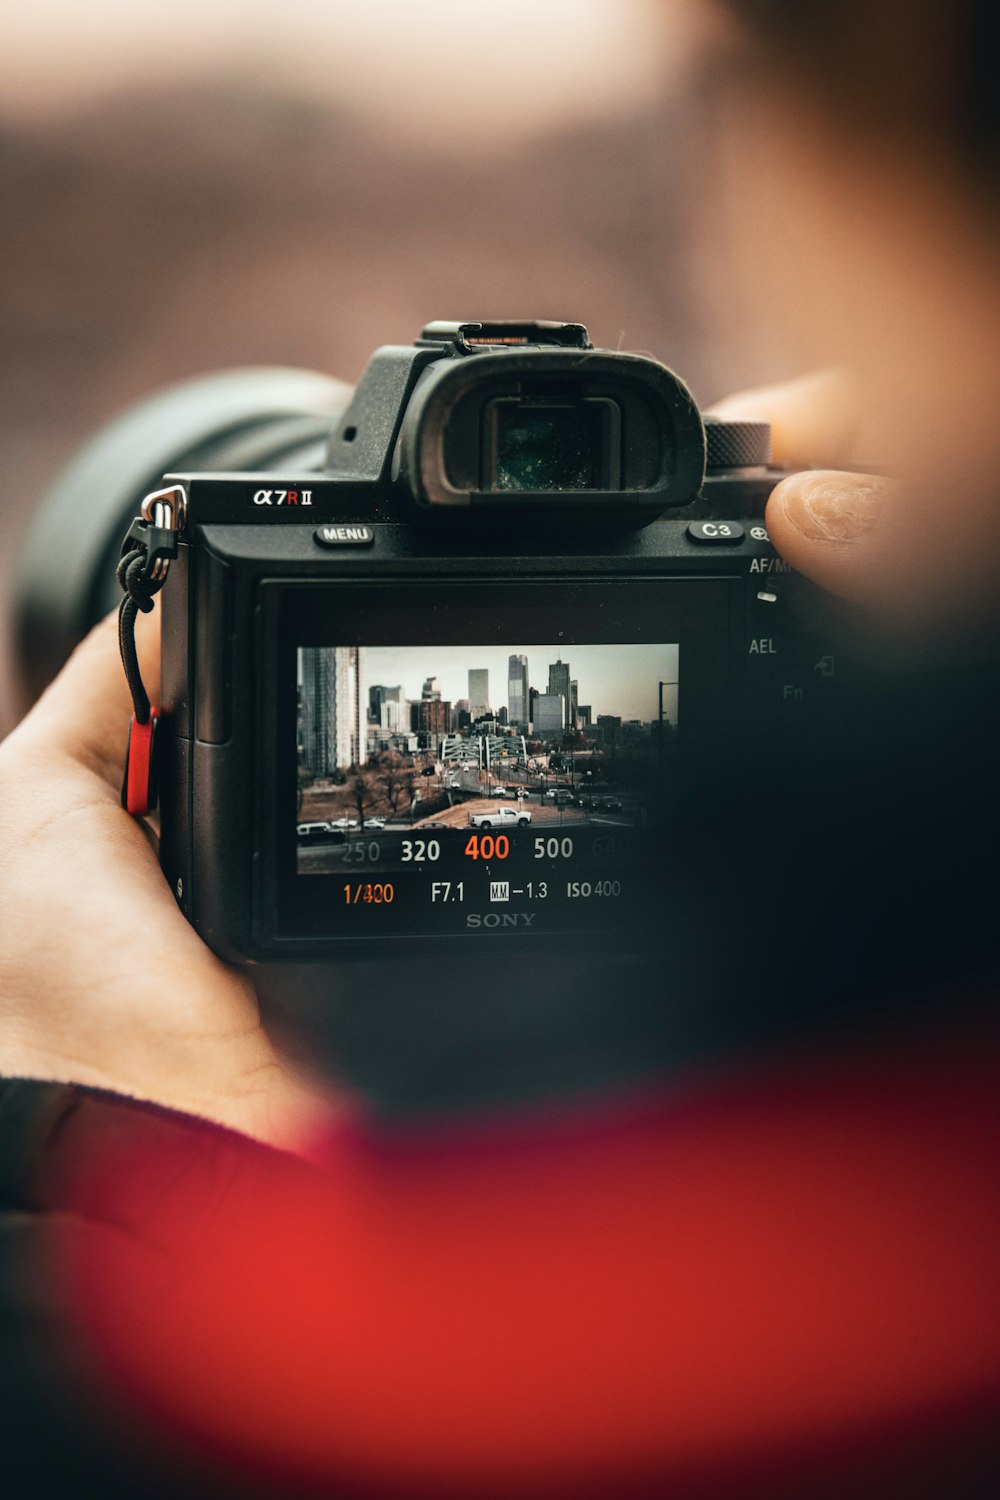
top-left (508, 653), bottom-right (529, 726)
top-left (548, 659), bottom-right (571, 725)
top-left (533, 693), bottom-right (566, 737)
top-left (468, 668), bottom-right (490, 721)
top-left (369, 684), bottom-right (401, 724)
top-left (415, 699), bottom-right (451, 740)
top-left (595, 714), bottom-right (621, 749)
top-left (379, 689), bottom-right (404, 734)
top-left (299, 646), bottom-right (362, 775)
top-left (452, 698), bottom-right (471, 731)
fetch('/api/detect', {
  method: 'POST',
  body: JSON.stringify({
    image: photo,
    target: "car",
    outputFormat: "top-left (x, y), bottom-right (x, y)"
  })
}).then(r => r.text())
top-left (296, 821), bottom-right (334, 842)
top-left (468, 806), bottom-right (532, 829)
top-left (597, 798), bottom-right (623, 813)
top-left (490, 786), bottom-right (511, 797)
top-left (328, 816), bottom-right (360, 830)
top-left (362, 817), bottom-right (386, 830)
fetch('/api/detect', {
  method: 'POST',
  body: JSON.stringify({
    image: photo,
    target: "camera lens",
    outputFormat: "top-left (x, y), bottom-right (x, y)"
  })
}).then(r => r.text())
top-left (14, 368), bottom-right (350, 702)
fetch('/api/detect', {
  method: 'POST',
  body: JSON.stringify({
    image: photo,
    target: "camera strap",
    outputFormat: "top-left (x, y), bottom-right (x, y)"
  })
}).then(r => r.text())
top-left (117, 485), bottom-right (185, 814)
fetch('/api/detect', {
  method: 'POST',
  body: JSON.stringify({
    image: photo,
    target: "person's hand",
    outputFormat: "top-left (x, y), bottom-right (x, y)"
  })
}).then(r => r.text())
top-left (0, 607), bottom-right (336, 1147)
top-left (710, 367), bottom-right (1000, 640)
top-left (708, 369), bottom-right (893, 604)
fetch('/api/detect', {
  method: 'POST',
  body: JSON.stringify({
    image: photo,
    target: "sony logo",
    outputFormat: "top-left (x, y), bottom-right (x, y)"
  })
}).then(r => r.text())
top-left (466, 912), bottom-right (538, 929)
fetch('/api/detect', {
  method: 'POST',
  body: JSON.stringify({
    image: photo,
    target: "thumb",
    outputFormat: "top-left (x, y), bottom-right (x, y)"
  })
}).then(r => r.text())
top-left (10, 604), bottom-right (160, 791)
top-left (706, 371), bottom-right (891, 604)
top-left (764, 468), bottom-right (891, 604)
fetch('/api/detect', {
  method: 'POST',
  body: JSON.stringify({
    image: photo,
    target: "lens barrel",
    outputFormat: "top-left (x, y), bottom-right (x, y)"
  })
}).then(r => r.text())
top-left (14, 368), bottom-right (349, 702)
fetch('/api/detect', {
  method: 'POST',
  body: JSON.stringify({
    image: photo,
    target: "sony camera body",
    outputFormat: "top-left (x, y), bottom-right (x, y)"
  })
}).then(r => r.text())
top-left (150, 321), bottom-right (836, 963)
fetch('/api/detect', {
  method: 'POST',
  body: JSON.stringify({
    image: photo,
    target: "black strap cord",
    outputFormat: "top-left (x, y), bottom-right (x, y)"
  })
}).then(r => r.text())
top-left (117, 546), bottom-right (162, 725)
top-left (116, 494), bottom-right (183, 723)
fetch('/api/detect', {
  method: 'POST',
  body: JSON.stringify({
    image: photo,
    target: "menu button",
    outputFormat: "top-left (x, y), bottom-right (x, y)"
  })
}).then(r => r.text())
top-left (314, 525), bottom-right (375, 547)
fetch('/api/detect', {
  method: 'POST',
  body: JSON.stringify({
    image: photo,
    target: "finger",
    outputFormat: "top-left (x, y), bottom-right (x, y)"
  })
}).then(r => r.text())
top-left (7, 606), bottom-right (161, 791)
top-left (764, 468), bottom-right (890, 602)
top-left (706, 369), bottom-right (859, 469)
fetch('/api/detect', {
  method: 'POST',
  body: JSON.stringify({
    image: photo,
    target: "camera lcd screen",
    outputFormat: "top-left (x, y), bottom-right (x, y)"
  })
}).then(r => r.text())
top-left (268, 579), bottom-right (729, 949)
top-left (296, 642), bottom-right (678, 876)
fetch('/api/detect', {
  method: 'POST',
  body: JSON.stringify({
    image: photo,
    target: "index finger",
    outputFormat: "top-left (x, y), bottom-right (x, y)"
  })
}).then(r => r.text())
top-left (705, 369), bottom-right (859, 469)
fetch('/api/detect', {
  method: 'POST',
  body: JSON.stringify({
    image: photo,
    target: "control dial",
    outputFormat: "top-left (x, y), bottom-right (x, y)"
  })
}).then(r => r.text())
top-left (704, 416), bottom-right (772, 470)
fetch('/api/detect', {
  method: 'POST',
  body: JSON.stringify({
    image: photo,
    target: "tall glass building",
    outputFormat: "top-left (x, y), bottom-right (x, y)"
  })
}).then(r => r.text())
top-left (508, 653), bottom-right (529, 726)
top-left (468, 667), bottom-right (490, 721)
top-left (298, 646), bottom-right (362, 775)
top-left (547, 658), bottom-right (571, 726)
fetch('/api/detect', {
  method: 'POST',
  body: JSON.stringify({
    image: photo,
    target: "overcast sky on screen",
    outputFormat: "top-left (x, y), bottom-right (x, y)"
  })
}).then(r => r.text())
top-left (303, 644), bottom-right (681, 724)
top-left (0, 0), bottom-right (691, 142)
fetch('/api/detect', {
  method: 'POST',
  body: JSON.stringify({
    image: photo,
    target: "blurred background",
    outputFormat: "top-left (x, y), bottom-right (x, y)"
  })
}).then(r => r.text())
top-left (0, 0), bottom-right (790, 734)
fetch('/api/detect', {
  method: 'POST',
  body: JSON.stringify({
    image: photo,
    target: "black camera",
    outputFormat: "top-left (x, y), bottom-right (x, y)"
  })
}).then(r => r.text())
top-left (21, 321), bottom-right (839, 965)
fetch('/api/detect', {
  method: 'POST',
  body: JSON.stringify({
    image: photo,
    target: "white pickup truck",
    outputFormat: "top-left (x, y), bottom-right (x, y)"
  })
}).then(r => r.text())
top-left (467, 805), bottom-right (532, 829)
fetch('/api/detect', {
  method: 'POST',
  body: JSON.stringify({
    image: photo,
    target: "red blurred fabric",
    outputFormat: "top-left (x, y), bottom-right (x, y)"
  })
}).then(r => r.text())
top-left (52, 1024), bottom-right (1000, 1497)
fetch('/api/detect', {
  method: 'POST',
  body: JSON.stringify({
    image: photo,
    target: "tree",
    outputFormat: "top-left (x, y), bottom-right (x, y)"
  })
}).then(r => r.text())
top-left (371, 751), bottom-right (415, 817)
top-left (345, 765), bottom-right (381, 828)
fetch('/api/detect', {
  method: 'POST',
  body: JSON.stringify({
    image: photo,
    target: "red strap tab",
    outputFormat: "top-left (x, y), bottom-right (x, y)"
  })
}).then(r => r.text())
top-left (124, 708), bottom-right (160, 816)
